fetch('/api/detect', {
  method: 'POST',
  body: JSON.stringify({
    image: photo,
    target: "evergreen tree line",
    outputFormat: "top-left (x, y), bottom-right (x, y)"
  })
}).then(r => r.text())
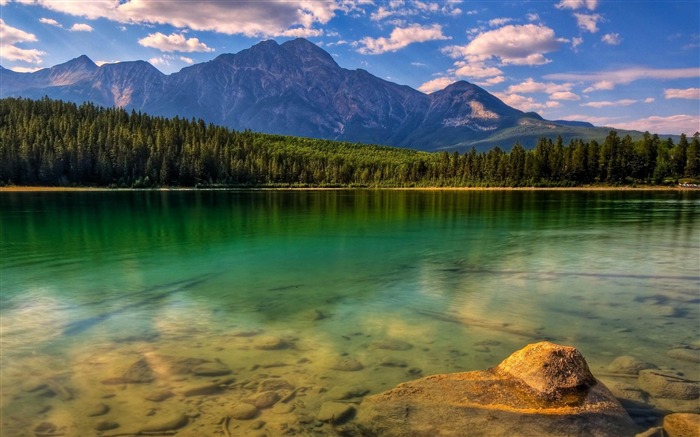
top-left (1, 97), bottom-right (698, 188)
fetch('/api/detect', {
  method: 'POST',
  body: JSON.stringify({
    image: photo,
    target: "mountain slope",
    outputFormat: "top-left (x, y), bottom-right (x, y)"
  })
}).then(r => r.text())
top-left (0, 38), bottom-right (643, 151)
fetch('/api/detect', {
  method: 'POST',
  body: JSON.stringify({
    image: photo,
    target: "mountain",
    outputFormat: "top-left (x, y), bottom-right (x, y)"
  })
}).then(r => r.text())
top-left (0, 38), bottom-right (642, 151)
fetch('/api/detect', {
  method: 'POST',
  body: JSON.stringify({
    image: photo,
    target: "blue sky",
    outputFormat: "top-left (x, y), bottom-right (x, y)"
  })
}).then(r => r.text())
top-left (1, 0), bottom-right (698, 135)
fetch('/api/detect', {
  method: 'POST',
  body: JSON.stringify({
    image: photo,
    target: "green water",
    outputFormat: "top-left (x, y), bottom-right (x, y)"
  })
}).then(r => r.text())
top-left (1, 190), bottom-right (699, 436)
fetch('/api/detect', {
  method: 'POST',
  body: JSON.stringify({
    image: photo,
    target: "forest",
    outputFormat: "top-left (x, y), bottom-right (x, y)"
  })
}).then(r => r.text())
top-left (1, 97), bottom-right (698, 188)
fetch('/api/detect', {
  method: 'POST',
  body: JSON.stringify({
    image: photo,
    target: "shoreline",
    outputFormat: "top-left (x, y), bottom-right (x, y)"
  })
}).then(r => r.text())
top-left (0, 185), bottom-right (689, 192)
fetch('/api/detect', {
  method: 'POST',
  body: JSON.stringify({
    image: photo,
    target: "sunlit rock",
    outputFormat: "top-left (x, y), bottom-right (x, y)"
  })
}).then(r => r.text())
top-left (663, 413), bottom-right (700, 437)
top-left (355, 341), bottom-right (638, 436)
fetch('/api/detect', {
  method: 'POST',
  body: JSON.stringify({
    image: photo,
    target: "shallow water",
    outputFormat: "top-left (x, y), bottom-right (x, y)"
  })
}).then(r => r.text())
top-left (1, 190), bottom-right (698, 436)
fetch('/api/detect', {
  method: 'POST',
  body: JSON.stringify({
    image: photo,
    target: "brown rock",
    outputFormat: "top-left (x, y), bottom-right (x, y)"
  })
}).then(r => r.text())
top-left (495, 341), bottom-right (596, 402)
top-left (355, 341), bottom-right (639, 437)
top-left (87, 403), bottom-right (110, 417)
top-left (664, 413), bottom-right (700, 437)
top-left (182, 382), bottom-right (223, 397)
top-left (191, 362), bottom-right (232, 376)
top-left (230, 403), bottom-right (259, 420)
top-left (139, 412), bottom-right (188, 432)
top-left (144, 389), bottom-right (174, 402)
top-left (608, 356), bottom-right (658, 375)
top-left (94, 420), bottom-right (120, 431)
top-left (253, 336), bottom-right (289, 350)
top-left (245, 391), bottom-right (280, 409)
top-left (370, 339), bottom-right (413, 351)
top-left (330, 357), bottom-right (364, 371)
top-left (638, 370), bottom-right (700, 400)
top-left (102, 358), bottom-right (154, 384)
top-left (317, 402), bottom-right (355, 424)
top-left (667, 348), bottom-right (700, 364)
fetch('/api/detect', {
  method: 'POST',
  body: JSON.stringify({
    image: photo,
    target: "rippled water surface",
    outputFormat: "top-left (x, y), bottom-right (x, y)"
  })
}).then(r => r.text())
top-left (1, 190), bottom-right (698, 436)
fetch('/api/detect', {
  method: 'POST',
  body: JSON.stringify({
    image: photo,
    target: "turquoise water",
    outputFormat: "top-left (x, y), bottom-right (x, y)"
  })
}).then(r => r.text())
top-left (1, 190), bottom-right (698, 436)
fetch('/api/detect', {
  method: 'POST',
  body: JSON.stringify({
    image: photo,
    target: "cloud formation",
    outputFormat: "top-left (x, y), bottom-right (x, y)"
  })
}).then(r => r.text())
top-left (357, 24), bottom-right (449, 54)
top-left (601, 33), bottom-right (621, 45)
top-left (664, 88), bottom-right (700, 100)
top-left (70, 23), bottom-right (94, 32)
top-left (582, 99), bottom-right (638, 108)
top-left (18, 0), bottom-right (339, 37)
top-left (138, 32), bottom-right (214, 53)
top-left (546, 67), bottom-right (700, 87)
top-left (0, 19), bottom-right (45, 64)
top-left (418, 76), bottom-right (455, 93)
top-left (574, 13), bottom-right (602, 33)
top-left (555, 0), bottom-right (598, 10)
top-left (613, 115), bottom-right (700, 135)
top-left (445, 24), bottom-right (564, 66)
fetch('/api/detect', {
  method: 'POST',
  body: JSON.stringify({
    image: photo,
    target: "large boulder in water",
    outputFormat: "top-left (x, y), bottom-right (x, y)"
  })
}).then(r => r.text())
top-left (355, 341), bottom-right (638, 436)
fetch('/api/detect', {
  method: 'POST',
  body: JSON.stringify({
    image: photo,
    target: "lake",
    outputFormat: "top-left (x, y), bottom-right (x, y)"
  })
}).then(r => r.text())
top-left (1, 189), bottom-right (698, 436)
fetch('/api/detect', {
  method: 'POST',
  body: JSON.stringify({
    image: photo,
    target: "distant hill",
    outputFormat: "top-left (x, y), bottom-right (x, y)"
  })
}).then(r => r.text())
top-left (0, 38), bottom-right (652, 151)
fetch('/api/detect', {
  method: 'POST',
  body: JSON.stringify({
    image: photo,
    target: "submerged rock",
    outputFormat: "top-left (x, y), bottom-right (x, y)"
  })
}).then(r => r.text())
top-left (330, 357), bottom-right (364, 371)
top-left (102, 358), bottom-right (154, 384)
top-left (663, 413), bottom-right (700, 437)
top-left (638, 370), bottom-right (700, 400)
top-left (254, 336), bottom-right (290, 350)
top-left (191, 361), bottom-right (232, 376)
top-left (667, 348), bottom-right (700, 364)
top-left (230, 403), bottom-right (259, 420)
top-left (608, 356), bottom-right (658, 375)
top-left (139, 412), bottom-right (188, 432)
top-left (355, 341), bottom-right (638, 437)
top-left (317, 402), bottom-right (356, 424)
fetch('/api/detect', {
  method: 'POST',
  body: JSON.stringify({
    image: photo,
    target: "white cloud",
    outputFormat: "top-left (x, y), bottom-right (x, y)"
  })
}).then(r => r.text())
top-left (506, 78), bottom-right (573, 95)
top-left (664, 88), bottom-right (700, 100)
top-left (583, 80), bottom-right (615, 92)
top-left (0, 19), bottom-right (45, 64)
top-left (574, 13), bottom-right (602, 33)
top-left (555, 0), bottom-right (598, 10)
top-left (612, 115), bottom-right (700, 135)
top-left (280, 27), bottom-right (324, 38)
top-left (138, 32), bottom-right (214, 53)
top-left (446, 24), bottom-right (564, 66)
top-left (546, 67), bottom-right (700, 86)
top-left (70, 23), bottom-right (94, 32)
top-left (179, 56), bottom-right (194, 64)
top-left (19, 0), bottom-right (338, 38)
top-left (9, 66), bottom-right (42, 73)
top-left (644, 98), bottom-right (655, 103)
top-left (453, 61), bottom-right (503, 78)
top-left (550, 91), bottom-right (580, 101)
top-left (493, 92), bottom-right (549, 111)
top-left (526, 13), bottom-right (540, 22)
top-left (357, 24), bottom-right (449, 54)
top-left (601, 33), bottom-right (621, 45)
top-left (488, 17), bottom-right (512, 27)
top-left (571, 37), bottom-right (584, 50)
top-left (39, 17), bottom-right (62, 28)
top-left (418, 76), bottom-right (455, 93)
top-left (582, 99), bottom-right (638, 108)
top-left (149, 54), bottom-right (195, 68)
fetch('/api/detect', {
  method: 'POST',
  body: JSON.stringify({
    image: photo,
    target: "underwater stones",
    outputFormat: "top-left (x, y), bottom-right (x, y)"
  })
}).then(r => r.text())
top-left (355, 341), bottom-right (638, 437)
top-left (608, 356), bottom-right (658, 375)
top-left (330, 357), bottom-right (364, 371)
top-left (246, 391), bottom-right (280, 409)
top-left (253, 336), bottom-right (290, 350)
top-left (191, 361), bottom-right (232, 377)
top-left (230, 403), bottom-right (259, 420)
top-left (272, 403), bottom-right (295, 414)
top-left (638, 370), bottom-right (700, 400)
top-left (232, 329), bottom-right (264, 337)
top-left (102, 358), bottom-right (154, 384)
top-left (94, 420), bottom-right (119, 431)
top-left (378, 357), bottom-right (408, 368)
top-left (87, 403), bottom-right (110, 417)
top-left (370, 339), bottom-right (413, 351)
top-left (667, 348), bottom-right (700, 364)
top-left (663, 413), bottom-right (700, 437)
top-left (258, 378), bottom-right (294, 392)
top-left (33, 422), bottom-right (62, 436)
top-left (182, 382), bottom-right (224, 397)
top-left (138, 412), bottom-right (188, 432)
top-left (144, 389), bottom-right (174, 402)
top-left (317, 402), bottom-right (356, 424)
top-left (326, 387), bottom-right (370, 401)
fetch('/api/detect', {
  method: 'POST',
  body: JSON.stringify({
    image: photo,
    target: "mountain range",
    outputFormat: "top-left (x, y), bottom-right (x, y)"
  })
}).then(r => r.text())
top-left (0, 38), bottom-right (642, 151)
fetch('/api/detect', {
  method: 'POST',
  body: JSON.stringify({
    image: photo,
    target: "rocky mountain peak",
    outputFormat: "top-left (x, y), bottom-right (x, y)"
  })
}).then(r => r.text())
top-left (281, 38), bottom-right (339, 70)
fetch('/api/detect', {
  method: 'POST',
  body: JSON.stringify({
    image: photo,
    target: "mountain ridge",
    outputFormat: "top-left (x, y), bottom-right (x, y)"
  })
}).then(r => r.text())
top-left (0, 38), bottom-right (648, 150)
